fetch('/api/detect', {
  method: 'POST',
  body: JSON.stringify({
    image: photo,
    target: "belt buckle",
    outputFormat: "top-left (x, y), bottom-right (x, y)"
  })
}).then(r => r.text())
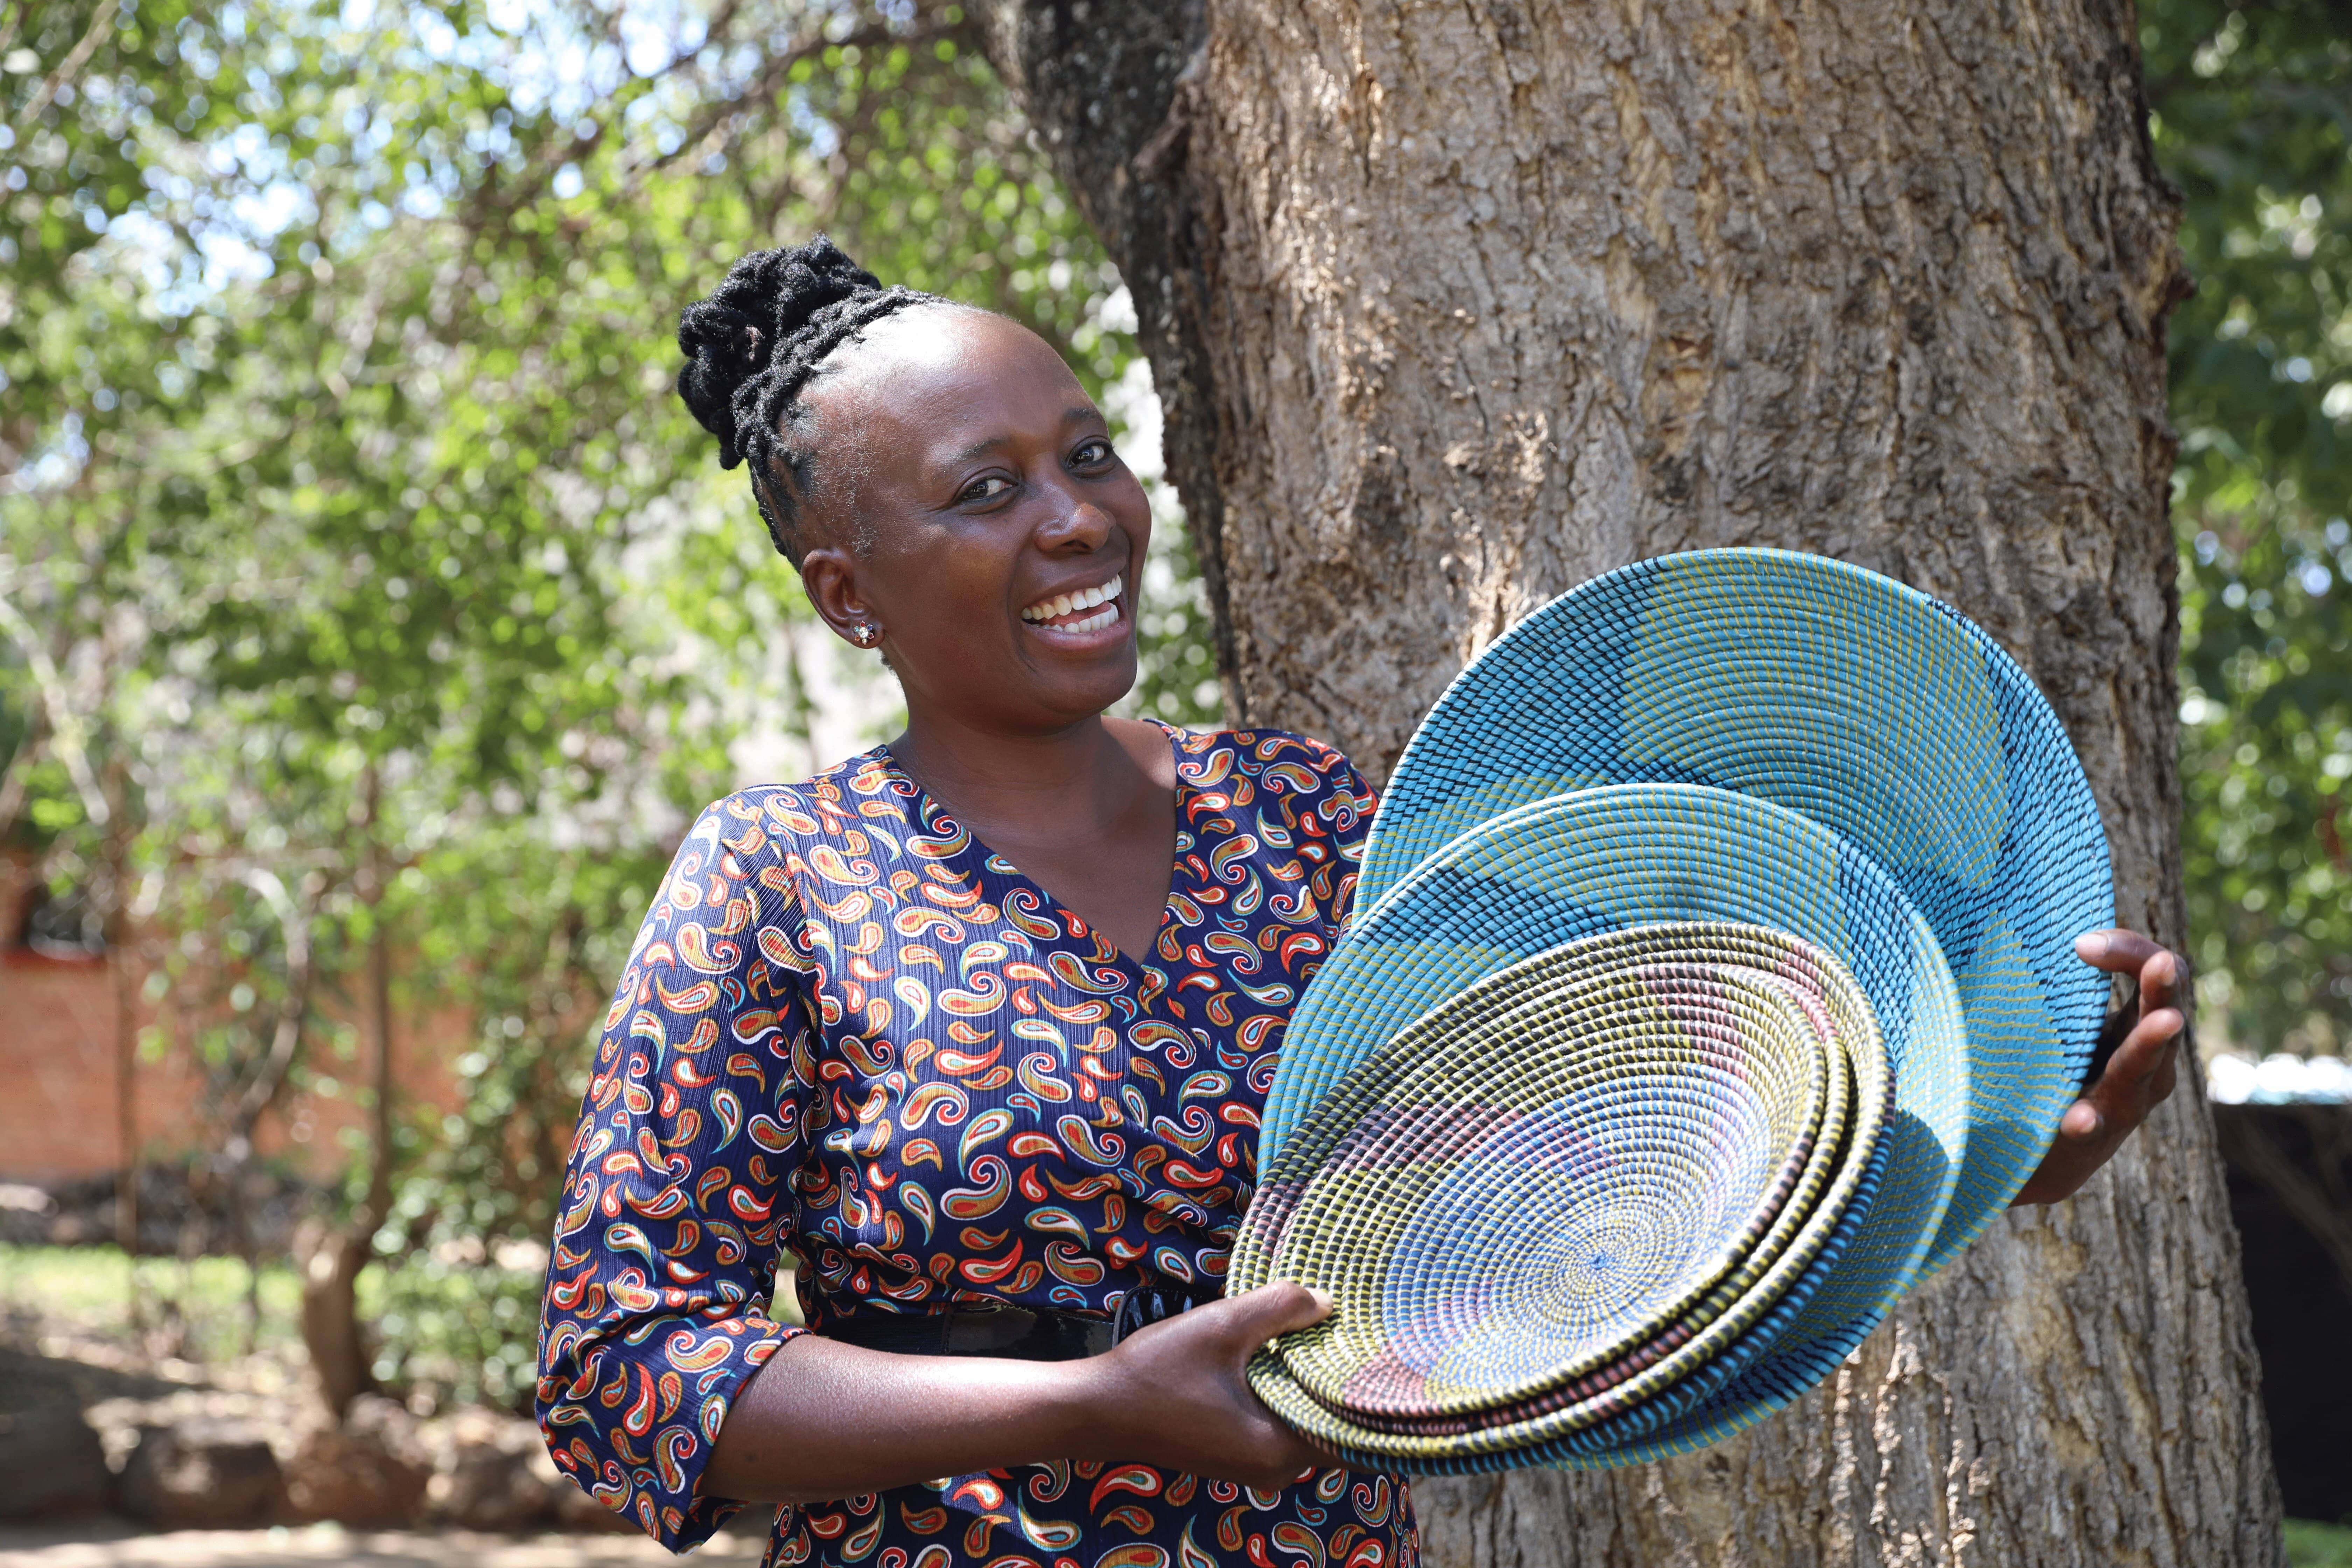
top-left (1108, 1282), bottom-right (1201, 1348)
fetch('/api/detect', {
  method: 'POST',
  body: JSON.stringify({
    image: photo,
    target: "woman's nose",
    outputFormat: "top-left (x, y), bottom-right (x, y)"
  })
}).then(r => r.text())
top-left (1035, 495), bottom-right (1114, 552)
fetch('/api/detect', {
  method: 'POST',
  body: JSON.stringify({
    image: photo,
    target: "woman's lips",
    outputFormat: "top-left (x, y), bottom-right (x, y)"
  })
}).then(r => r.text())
top-left (1021, 571), bottom-right (1119, 630)
top-left (1021, 570), bottom-right (1125, 631)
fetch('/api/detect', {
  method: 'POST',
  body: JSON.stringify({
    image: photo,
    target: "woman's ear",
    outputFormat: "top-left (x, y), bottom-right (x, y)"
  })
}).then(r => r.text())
top-left (801, 547), bottom-right (884, 649)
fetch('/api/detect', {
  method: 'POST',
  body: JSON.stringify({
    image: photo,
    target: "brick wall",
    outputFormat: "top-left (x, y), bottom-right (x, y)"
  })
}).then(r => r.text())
top-left (0, 854), bottom-right (474, 1186)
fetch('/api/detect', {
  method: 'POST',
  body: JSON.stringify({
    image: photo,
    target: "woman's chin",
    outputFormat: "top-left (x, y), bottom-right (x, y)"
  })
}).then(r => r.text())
top-left (1012, 604), bottom-right (1140, 697)
top-left (1020, 646), bottom-right (1143, 724)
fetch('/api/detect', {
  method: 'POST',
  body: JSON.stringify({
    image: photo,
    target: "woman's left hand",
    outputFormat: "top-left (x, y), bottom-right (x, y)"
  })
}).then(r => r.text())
top-left (2009, 929), bottom-right (2188, 1206)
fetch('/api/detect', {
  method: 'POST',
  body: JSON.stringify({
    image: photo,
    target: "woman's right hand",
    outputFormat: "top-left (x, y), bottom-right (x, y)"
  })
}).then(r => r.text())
top-left (705, 1280), bottom-right (1348, 1505)
top-left (1077, 1280), bottom-right (1343, 1489)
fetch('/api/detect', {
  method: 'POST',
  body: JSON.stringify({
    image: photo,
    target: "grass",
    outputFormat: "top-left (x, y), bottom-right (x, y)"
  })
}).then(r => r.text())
top-left (0, 1240), bottom-right (798, 1413)
top-left (0, 1242), bottom-right (546, 1408)
top-left (16, 1242), bottom-right (2332, 1549)
top-left (2290, 1520), bottom-right (2352, 1568)
top-left (0, 1243), bottom-right (307, 1362)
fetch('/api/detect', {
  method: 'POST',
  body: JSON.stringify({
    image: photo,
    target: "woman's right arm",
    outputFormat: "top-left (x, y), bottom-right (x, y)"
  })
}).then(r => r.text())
top-left (702, 1279), bottom-right (1339, 1505)
top-left (541, 793), bottom-right (1338, 1546)
top-left (538, 793), bottom-right (825, 1549)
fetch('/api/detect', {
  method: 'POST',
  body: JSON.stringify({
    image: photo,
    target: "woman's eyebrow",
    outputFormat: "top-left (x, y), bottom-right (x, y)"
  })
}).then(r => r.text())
top-left (943, 407), bottom-right (1107, 468)
top-left (947, 433), bottom-right (1012, 466)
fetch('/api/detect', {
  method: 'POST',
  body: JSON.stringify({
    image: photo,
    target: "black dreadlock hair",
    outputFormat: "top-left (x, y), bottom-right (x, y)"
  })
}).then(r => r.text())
top-left (675, 235), bottom-right (944, 561)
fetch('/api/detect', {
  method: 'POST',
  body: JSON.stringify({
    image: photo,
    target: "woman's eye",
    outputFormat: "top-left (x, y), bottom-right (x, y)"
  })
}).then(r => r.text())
top-left (960, 476), bottom-right (1013, 503)
top-left (1072, 439), bottom-right (1113, 467)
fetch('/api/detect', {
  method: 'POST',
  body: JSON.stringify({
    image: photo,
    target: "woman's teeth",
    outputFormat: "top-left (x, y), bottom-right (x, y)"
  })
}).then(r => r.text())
top-left (1021, 572), bottom-right (1124, 629)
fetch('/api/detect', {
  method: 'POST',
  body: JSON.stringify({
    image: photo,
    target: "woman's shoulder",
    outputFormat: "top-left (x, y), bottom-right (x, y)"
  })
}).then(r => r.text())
top-left (677, 749), bottom-right (910, 860)
top-left (1160, 722), bottom-right (1377, 812)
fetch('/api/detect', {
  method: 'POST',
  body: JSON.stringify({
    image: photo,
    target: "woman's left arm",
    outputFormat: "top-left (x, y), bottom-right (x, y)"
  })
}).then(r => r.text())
top-left (2009, 929), bottom-right (2188, 1206)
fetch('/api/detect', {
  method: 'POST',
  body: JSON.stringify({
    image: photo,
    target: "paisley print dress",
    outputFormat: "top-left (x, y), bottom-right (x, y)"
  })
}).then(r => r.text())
top-left (537, 723), bottom-right (1416, 1568)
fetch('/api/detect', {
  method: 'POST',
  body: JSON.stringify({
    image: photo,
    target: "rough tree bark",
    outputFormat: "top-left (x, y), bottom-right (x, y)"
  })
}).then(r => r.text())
top-left (982, 2), bottom-right (2280, 1564)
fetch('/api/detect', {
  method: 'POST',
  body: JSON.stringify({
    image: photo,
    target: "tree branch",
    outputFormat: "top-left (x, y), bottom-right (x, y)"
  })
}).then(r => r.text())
top-left (224, 866), bottom-right (323, 1139)
top-left (0, 579), bottom-right (111, 828)
top-left (0, 707), bottom-right (50, 844)
top-left (14, 1), bottom-right (114, 133)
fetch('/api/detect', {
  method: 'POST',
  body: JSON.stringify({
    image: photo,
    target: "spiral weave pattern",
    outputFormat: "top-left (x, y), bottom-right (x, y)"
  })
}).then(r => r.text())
top-left (1238, 549), bottom-right (2113, 1472)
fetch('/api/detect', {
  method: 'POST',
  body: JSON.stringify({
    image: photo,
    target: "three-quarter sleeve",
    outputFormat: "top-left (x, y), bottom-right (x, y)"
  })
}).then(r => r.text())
top-left (537, 791), bottom-right (813, 1551)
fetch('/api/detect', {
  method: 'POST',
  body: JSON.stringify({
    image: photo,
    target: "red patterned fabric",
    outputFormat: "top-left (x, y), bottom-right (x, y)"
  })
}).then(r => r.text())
top-left (537, 723), bottom-right (1416, 1568)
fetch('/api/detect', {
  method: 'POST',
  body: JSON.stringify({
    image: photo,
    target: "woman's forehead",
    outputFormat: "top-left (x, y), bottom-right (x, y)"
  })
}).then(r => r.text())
top-left (819, 310), bottom-right (1095, 465)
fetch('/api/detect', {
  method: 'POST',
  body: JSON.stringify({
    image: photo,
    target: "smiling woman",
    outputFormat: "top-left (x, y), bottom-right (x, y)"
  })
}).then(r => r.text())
top-left (536, 236), bottom-right (1401, 1567)
top-left (532, 236), bottom-right (2186, 1568)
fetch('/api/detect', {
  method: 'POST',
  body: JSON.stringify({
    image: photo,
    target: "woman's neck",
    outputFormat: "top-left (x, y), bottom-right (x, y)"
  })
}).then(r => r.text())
top-left (885, 709), bottom-right (1179, 959)
top-left (886, 712), bottom-right (1161, 841)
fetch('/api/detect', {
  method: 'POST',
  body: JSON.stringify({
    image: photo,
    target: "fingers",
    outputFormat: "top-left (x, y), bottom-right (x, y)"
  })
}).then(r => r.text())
top-left (1092, 1283), bottom-right (1344, 1486)
top-left (2074, 927), bottom-right (2169, 978)
top-left (2137, 945), bottom-right (2185, 1017)
top-left (2060, 1010), bottom-right (2180, 1148)
top-left (2012, 1098), bottom-right (2119, 1205)
top-left (1219, 1280), bottom-right (1335, 1343)
top-left (2077, 931), bottom-right (2186, 1139)
top-left (2012, 976), bottom-right (2188, 1205)
top-left (2087, 1003), bottom-right (2184, 1126)
top-left (2056, 1098), bottom-right (2101, 1140)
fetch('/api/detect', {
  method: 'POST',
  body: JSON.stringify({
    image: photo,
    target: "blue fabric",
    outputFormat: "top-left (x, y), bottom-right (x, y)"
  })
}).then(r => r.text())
top-left (538, 725), bottom-right (1418, 1566)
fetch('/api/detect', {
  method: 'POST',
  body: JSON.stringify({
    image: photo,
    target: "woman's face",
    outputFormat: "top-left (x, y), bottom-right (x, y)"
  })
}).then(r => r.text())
top-left (794, 307), bottom-right (1154, 738)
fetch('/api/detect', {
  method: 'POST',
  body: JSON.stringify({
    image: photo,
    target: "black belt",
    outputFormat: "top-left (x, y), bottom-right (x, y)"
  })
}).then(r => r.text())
top-left (818, 1283), bottom-right (1213, 1361)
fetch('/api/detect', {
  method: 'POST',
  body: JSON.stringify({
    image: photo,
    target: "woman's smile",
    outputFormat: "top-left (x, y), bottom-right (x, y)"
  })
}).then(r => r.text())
top-left (1020, 570), bottom-right (1127, 639)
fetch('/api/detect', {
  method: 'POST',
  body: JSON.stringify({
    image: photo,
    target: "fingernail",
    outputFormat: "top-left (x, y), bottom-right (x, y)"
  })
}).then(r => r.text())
top-left (2078, 931), bottom-right (2110, 960)
top-left (1308, 1288), bottom-right (1335, 1312)
top-left (2062, 1102), bottom-right (2102, 1138)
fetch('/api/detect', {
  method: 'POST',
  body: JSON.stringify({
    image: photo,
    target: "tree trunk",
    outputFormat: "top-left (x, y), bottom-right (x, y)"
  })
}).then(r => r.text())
top-left (103, 761), bottom-right (141, 1270)
top-left (299, 764), bottom-right (394, 1418)
top-left (984, 2), bottom-right (2280, 1563)
top-left (297, 1214), bottom-right (375, 1416)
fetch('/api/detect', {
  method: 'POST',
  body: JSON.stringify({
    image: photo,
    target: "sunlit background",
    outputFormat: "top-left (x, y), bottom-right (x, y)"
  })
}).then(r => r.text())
top-left (0, 0), bottom-right (2345, 1549)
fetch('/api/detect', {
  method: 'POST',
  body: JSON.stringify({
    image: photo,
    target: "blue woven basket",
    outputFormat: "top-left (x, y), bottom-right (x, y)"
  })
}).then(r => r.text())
top-left (1346, 548), bottom-right (2114, 1271)
top-left (1238, 783), bottom-right (1966, 1466)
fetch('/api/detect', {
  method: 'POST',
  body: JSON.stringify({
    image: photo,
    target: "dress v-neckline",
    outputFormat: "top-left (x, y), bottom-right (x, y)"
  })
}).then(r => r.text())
top-left (867, 719), bottom-right (1194, 975)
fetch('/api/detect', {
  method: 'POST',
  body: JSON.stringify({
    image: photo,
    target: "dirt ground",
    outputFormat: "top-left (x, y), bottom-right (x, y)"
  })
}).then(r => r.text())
top-left (0, 1521), bottom-right (772, 1567)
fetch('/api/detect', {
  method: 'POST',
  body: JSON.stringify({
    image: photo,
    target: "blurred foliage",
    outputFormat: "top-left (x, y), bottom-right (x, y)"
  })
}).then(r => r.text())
top-left (0, 1239), bottom-right (539, 1401)
top-left (6, 0), bottom-right (2338, 1408)
top-left (1127, 511), bottom-right (1221, 727)
top-left (2146, 0), bottom-right (2352, 1056)
top-left (372, 1242), bottom-right (550, 1409)
top-left (0, 0), bottom-right (1203, 1406)
top-left (1, 1242), bottom-right (309, 1362)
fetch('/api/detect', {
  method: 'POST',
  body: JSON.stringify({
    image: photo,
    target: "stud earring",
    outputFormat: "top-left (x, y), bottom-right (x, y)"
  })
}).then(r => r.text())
top-left (849, 621), bottom-right (881, 647)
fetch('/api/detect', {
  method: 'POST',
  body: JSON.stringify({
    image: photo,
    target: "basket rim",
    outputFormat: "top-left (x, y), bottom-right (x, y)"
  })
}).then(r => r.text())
top-left (1260, 922), bottom-right (1862, 1422)
top-left (1345, 546), bottom-right (2113, 1275)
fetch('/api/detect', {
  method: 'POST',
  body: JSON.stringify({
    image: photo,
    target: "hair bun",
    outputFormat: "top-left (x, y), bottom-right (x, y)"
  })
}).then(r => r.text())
top-left (764, 235), bottom-right (883, 345)
top-left (675, 234), bottom-right (882, 469)
top-left (676, 235), bottom-right (939, 559)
